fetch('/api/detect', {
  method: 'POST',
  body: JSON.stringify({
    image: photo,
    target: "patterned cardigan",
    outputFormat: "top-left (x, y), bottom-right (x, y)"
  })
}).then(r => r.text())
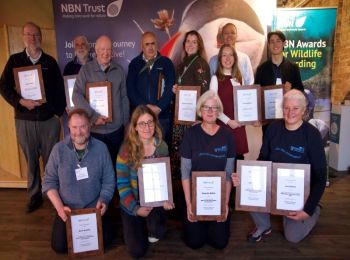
top-left (116, 140), bottom-right (168, 215)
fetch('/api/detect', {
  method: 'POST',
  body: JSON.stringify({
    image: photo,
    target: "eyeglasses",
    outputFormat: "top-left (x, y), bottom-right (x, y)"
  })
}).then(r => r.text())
top-left (137, 120), bottom-right (155, 128)
top-left (201, 105), bottom-right (219, 112)
top-left (23, 33), bottom-right (41, 38)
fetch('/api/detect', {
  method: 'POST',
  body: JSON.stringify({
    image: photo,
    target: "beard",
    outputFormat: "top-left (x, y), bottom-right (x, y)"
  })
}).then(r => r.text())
top-left (72, 135), bottom-right (89, 147)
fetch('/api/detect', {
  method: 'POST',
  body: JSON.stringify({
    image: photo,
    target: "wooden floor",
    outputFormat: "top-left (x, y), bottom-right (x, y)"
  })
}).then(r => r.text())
top-left (0, 170), bottom-right (349, 260)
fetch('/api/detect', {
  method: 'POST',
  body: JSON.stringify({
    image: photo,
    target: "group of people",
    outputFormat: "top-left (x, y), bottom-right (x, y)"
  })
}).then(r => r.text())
top-left (0, 21), bottom-right (326, 258)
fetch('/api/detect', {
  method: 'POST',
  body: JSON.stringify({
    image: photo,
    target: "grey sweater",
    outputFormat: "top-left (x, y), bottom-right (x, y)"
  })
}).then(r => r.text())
top-left (73, 58), bottom-right (129, 134)
top-left (42, 136), bottom-right (115, 209)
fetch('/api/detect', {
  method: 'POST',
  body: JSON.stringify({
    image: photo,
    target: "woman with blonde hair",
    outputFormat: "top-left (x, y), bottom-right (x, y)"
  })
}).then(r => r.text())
top-left (180, 90), bottom-right (236, 249)
top-left (117, 105), bottom-right (174, 258)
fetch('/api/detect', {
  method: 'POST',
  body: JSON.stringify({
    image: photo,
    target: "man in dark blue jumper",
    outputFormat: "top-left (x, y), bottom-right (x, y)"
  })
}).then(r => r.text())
top-left (126, 32), bottom-right (175, 145)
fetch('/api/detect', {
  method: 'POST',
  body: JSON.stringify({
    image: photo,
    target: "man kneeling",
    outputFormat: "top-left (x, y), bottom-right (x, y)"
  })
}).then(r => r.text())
top-left (42, 108), bottom-right (115, 253)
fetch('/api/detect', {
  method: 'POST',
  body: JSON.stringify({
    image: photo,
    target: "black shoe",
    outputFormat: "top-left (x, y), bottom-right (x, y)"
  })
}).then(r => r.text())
top-left (26, 196), bottom-right (43, 213)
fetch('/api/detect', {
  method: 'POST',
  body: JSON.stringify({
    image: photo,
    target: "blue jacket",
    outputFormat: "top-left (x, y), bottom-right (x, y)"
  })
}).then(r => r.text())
top-left (126, 52), bottom-right (175, 118)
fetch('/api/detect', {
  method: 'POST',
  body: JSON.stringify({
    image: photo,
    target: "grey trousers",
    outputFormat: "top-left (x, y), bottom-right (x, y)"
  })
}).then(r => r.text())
top-left (250, 205), bottom-right (321, 243)
top-left (15, 116), bottom-right (61, 200)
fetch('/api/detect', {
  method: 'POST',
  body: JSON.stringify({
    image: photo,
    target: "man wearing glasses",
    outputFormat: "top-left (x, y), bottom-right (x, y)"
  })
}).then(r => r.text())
top-left (0, 22), bottom-right (66, 213)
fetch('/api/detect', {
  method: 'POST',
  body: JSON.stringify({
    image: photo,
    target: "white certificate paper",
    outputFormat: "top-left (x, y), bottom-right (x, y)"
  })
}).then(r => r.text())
top-left (276, 168), bottom-right (305, 211)
top-left (18, 69), bottom-right (42, 100)
top-left (264, 88), bottom-right (283, 119)
top-left (67, 78), bottom-right (76, 107)
top-left (89, 86), bottom-right (109, 117)
top-left (178, 90), bottom-right (197, 122)
top-left (240, 165), bottom-right (267, 207)
top-left (236, 89), bottom-right (258, 121)
top-left (142, 162), bottom-right (169, 203)
top-left (71, 213), bottom-right (99, 253)
top-left (196, 176), bottom-right (221, 216)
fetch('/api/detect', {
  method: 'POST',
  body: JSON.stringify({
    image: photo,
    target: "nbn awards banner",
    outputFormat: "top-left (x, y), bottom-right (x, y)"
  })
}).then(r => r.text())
top-left (52, 0), bottom-right (276, 72)
top-left (273, 8), bottom-right (337, 125)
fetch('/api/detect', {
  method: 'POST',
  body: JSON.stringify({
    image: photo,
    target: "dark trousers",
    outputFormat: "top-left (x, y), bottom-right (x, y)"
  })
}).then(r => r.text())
top-left (159, 117), bottom-right (171, 147)
top-left (183, 212), bottom-right (231, 250)
top-left (121, 207), bottom-right (167, 259)
top-left (15, 116), bottom-right (61, 200)
top-left (91, 126), bottom-right (124, 171)
top-left (51, 209), bottom-right (113, 253)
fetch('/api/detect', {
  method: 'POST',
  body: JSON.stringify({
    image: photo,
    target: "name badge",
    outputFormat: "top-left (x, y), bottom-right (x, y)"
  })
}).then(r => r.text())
top-left (276, 78), bottom-right (282, 85)
top-left (75, 167), bottom-right (88, 181)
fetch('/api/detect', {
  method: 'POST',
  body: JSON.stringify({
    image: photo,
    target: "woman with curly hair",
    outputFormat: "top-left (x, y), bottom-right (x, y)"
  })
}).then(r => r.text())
top-left (117, 105), bottom-right (174, 258)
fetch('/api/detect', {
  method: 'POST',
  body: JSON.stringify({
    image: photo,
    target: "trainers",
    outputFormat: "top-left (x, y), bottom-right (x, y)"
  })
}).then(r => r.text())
top-left (247, 226), bottom-right (272, 243)
top-left (148, 236), bottom-right (159, 243)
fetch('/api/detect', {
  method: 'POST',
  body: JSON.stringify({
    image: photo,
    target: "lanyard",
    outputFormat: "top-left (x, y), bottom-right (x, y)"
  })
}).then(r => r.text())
top-left (73, 142), bottom-right (88, 168)
top-left (178, 55), bottom-right (198, 84)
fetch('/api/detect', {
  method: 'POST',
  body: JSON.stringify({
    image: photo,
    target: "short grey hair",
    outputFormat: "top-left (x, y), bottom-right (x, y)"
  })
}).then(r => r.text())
top-left (73, 35), bottom-right (89, 47)
top-left (283, 89), bottom-right (307, 110)
top-left (196, 90), bottom-right (223, 118)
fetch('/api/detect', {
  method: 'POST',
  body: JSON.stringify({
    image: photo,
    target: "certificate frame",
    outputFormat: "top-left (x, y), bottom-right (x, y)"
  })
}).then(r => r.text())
top-left (191, 171), bottom-right (226, 221)
top-left (174, 85), bottom-right (201, 125)
top-left (63, 74), bottom-right (77, 110)
top-left (86, 82), bottom-right (112, 122)
top-left (66, 208), bottom-right (104, 258)
top-left (13, 64), bottom-right (46, 103)
top-left (271, 163), bottom-right (310, 215)
top-left (235, 160), bottom-right (272, 213)
top-left (261, 85), bottom-right (285, 122)
top-left (137, 157), bottom-right (173, 207)
top-left (233, 85), bottom-right (261, 125)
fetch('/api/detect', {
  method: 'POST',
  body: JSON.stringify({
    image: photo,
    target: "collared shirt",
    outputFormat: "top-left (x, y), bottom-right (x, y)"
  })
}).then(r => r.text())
top-left (142, 54), bottom-right (157, 70)
top-left (25, 48), bottom-right (42, 64)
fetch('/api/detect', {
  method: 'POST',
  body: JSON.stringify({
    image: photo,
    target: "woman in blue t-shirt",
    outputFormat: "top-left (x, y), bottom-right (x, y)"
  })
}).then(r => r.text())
top-left (233, 89), bottom-right (326, 243)
top-left (180, 90), bottom-right (236, 249)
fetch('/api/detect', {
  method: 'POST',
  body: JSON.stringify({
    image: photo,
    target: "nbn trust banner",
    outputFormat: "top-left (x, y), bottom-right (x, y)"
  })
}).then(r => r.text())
top-left (52, 0), bottom-right (276, 72)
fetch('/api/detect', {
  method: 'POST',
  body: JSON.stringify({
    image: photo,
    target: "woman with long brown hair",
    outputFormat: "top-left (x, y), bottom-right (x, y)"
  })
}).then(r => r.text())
top-left (117, 105), bottom-right (174, 258)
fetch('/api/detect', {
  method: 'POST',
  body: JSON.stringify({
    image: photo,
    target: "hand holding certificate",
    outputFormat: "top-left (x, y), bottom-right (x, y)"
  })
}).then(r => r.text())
top-left (66, 208), bottom-right (103, 257)
top-left (261, 85), bottom-right (285, 121)
top-left (137, 157), bottom-right (173, 207)
top-left (233, 85), bottom-right (261, 124)
top-left (271, 163), bottom-right (310, 215)
top-left (86, 82), bottom-right (112, 122)
top-left (13, 64), bottom-right (46, 103)
top-left (175, 86), bottom-right (200, 124)
top-left (191, 171), bottom-right (226, 221)
top-left (235, 160), bottom-right (272, 213)
top-left (235, 161), bottom-right (310, 215)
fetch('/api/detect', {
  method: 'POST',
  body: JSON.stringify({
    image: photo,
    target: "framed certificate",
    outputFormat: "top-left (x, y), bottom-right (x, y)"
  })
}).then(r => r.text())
top-left (233, 85), bottom-right (261, 124)
top-left (271, 163), bottom-right (310, 215)
top-left (13, 64), bottom-right (46, 103)
top-left (191, 171), bottom-right (226, 221)
top-left (63, 75), bottom-right (77, 110)
top-left (235, 160), bottom-right (272, 213)
top-left (261, 85), bottom-right (285, 121)
top-left (174, 86), bottom-right (200, 125)
top-left (157, 72), bottom-right (165, 100)
top-left (66, 208), bottom-right (103, 257)
top-left (138, 157), bottom-right (173, 207)
top-left (86, 82), bottom-right (112, 122)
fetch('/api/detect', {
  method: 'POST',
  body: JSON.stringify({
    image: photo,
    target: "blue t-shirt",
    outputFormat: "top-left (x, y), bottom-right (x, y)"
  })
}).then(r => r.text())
top-left (181, 124), bottom-right (236, 173)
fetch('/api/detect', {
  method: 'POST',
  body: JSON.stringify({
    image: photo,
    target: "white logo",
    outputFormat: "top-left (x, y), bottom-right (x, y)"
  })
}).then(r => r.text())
top-left (107, 0), bottom-right (123, 17)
